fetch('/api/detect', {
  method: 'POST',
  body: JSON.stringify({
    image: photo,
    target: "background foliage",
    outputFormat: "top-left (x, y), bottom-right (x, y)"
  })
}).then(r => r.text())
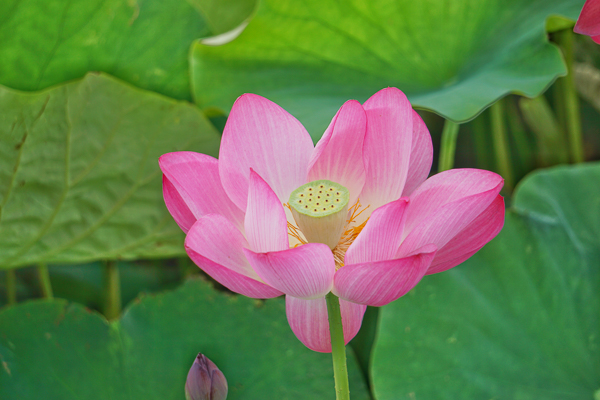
top-left (0, 73), bottom-right (219, 268)
top-left (372, 163), bottom-right (600, 399)
top-left (0, 0), bottom-right (599, 399)
top-left (192, 0), bottom-right (584, 135)
top-left (0, 279), bottom-right (370, 399)
top-left (0, 0), bottom-right (256, 100)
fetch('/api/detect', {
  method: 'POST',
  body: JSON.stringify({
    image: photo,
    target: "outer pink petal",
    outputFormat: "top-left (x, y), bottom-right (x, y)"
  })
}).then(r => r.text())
top-left (159, 152), bottom-right (245, 231)
top-left (219, 94), bottom-right (314, 210)
top-left (185, 214), bottom-right (283, 298)
top-left (359, 88), bottom-right (414, 213)
top-left (402, 169), bottom-right (503, 240)
top-left (574, 0), bottom-right (600, 38)
top-left (285, 295), bottom-right (366, 353)
top-left (245, 170), bottom-right (289, 253)
top-left (427, 195), bottom-right (505, 274)
top-left (162, 175), bottom-right (196, 233)
top-left (398, 180), bottom-right (503, 258)
top-left (593, 34), bottom-right (600, 44)
top-left (243, 244), bottom-right (335, 299)
top-left (308, 100), bottom-right (367, 204)
top-left (345, 198), bottom-right (408, 264)
top-left (333, 245), bottom-right (436, 307)
top-left (401, 111), bottom-right (433, 197)
top-left (187, 251), bottom-right (283, 299)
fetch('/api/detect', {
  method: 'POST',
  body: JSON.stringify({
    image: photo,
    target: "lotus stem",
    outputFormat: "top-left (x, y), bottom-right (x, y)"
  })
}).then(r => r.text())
top-left (102, 260), bottom-right (121, 320)
top-left (326, 292), bottom-right (350, 400)
top-left (490, 99), bottom-right (514, 191)
top-left (519, 96), bottom-right (568, 167)
top-left (438, 119), bottom-right (460, 172)
top-left (556, 29), bottom-right (584, 163)
top-left (471, 113), bottom-right (492, 171)
top-left (36, 263), bottom-right (53, 299)
top-left (506, 98), bottom-right (534, 174)
top-left (6, 269), bottom-right (17, 305)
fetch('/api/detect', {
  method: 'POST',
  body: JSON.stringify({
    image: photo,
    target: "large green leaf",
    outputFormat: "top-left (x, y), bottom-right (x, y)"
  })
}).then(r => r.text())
top-left (0, 0), bottom-right (256, 100)
top-left (0, 278), bottom-right (371, 400)
top-left (192, 0), bottom-right (584, 138)
top-left (371, 163), bottom-right (600, 399)
top-left (0, 73), bottom-right (220, 269)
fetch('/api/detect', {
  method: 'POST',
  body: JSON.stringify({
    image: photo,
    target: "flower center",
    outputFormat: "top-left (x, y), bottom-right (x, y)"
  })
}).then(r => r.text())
top-left (288, 180), bottom-right (350, 250)
top-left (287, 180), bottom-right (370, 269)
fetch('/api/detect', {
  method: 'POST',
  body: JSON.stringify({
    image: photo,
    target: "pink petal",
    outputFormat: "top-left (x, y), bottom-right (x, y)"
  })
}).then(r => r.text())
top-left (401, 111), bottom-right (433, 197)
top-left (593, 34), bottom-right (600, 44)
top-left (308, 100), bottom-right (367, 204)
top-left (574, 0), bottom-right (600, 38)
top-left (345, 198), bottom-right (408, 264)
top-left (219, 94), bottom-right (314, 210)
top-left (245, 169), bottom-right (289, 252)
top-left (243, 244), bottom-right (335, 299)
top-left (398, 169), bottom-right (503, 255)
top-left (333, 245), bottom-right (436, 307)
top-left (359, 88), bottom-right (414, 213)
top-left (285, 295), bottom-right (366, 353)
top-left (185, 214), bottom-right (283, 299)
top-left (159, 152), bottom-right (245, 231)
top-left (162, 175), bottom-right (196, 233)
top-left (427, 194), bottom-right (505, 274)
top-left (187, 251), bottom-right (283, 299)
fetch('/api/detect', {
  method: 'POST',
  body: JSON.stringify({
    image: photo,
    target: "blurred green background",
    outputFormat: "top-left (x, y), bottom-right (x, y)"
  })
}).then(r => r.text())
top-left (0, 0), bottom-right (598, 399)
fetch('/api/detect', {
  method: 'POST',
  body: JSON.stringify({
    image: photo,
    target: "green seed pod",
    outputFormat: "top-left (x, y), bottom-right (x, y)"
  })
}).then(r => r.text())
top-left (289, 180), bottom-right (350, 249)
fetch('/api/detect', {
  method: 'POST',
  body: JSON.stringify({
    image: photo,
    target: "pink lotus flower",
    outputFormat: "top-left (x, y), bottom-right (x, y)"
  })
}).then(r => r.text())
top-left (159, 88), bottom-right (504, 353)
top-left (575, 0), bottom-right (600, 44)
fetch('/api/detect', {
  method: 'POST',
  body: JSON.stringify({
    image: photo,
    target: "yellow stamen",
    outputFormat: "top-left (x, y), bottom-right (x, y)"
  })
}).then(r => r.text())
top-left (284, 203), bottom-right (308, 246)
top-left (347, 198), bottom-right (370, 224)
top-left (333, 199), bottom-right (369, 269)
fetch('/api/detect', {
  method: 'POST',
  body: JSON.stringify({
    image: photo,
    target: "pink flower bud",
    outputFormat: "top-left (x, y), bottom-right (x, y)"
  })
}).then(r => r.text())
top-left (185, 354), bottom-right (228, 400)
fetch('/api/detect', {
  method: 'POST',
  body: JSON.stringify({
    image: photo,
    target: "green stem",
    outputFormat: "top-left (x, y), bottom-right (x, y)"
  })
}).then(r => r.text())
top-left (36, 263), bottom-right (53, 299)
top-left (490, 100), bottom-right (514, 191)
top-left (6, 269), bottom-right (17, 305)
top-left (438, 120), bottom-right (460, 172)
top-left (519, 96), bottom-right (569, 167)
top-left (102, 260), bottom-right (121, 320)
top-left (471, 113), bottom-right (492, 171)
top-left (556, 29), bottom-right (584, 163)
top-left (326, 292), bottom-right (350, 400)
top-left (505, 98), bottom-right (534, 173)
top-left (553, 70), bottom-right (567, 134)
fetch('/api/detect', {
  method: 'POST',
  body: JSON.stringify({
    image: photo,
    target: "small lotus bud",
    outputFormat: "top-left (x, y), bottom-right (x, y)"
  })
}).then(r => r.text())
top-left (185, 354), bottom-right (228, 400)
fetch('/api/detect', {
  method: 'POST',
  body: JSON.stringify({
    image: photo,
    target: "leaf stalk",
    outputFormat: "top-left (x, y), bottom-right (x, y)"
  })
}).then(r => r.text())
top-left (103, 260), bottom-right (122, 320)
top-left (36, 263), bottom-right (53, 299)
top-left (438, 120), bottom-right (460, 172)
top-left (490, 99), bottom-right (514, 191)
